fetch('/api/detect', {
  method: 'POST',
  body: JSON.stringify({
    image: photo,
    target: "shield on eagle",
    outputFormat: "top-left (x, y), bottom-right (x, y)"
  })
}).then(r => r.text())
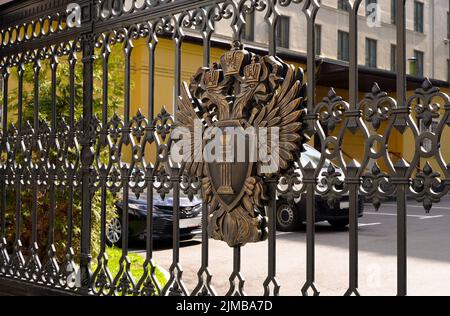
top-left (205, 120), bottom-right (254, 212)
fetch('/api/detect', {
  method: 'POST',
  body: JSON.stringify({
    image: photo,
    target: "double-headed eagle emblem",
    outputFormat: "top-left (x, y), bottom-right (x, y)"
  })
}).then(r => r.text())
top-left (175, 41), bottom-right (306, 247)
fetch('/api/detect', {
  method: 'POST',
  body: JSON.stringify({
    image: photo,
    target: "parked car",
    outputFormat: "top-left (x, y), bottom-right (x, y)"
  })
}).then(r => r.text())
top-left (106, 193), bottom-right (202, 246)
top-left (276, 144), bottom-right (364, 231)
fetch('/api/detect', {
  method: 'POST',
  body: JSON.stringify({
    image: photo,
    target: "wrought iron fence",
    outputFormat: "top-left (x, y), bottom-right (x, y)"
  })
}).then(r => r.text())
top-left (0, 0), bottom-right (449, 296)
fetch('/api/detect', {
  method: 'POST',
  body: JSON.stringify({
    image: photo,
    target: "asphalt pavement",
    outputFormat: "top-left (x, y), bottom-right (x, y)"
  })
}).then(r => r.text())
top-left (134, 195), bottom-right (450, 296)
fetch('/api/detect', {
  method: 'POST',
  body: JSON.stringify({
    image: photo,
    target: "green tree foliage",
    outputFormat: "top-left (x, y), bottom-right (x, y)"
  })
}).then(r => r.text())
top-left (8, 45), bottom-right (125, 123)
top-left (4, 45), bottom-right (128, 261)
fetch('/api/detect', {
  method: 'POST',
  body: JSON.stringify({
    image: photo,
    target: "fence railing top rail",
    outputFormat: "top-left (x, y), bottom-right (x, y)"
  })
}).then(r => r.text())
top-left (0, 0), bottom-right (231, 58)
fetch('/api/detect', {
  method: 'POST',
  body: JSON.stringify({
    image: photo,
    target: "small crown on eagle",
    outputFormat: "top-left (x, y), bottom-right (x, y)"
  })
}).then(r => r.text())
top-left (244, 56), bottom-right (262, 83)
top-left (220, 41), bottom-right (246, 76)
top-left (204, 63), bottom-right (221, 88)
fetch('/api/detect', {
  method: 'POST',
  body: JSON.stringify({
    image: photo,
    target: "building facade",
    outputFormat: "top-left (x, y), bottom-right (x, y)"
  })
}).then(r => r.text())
top-left (213, 0), bottom-right (450, 82)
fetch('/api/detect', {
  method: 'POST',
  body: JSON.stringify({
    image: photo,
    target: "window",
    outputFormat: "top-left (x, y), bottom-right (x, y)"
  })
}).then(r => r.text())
top-left (391, 44), bottom-right (397, 72)
top-left (412, 50), bottom-right (424, 77)
top-left (366, 0), bottom-right (377, 17)
top-left (276, 16), bottom-right (290, 49)
top-left (242, 11), bottom-right (255, 41)
top-left (337, 30), bottom-right (349, 62)
top-left (414, 1), bottom-right (424, 33)
top-left (338, 0), bottom-right (349, 11)
top-left (315, 24), bottom-right (322, 56)
top-left (365, 38), bottom-right (377, 68)
top-left (391, 0), bottom-right (397, 24)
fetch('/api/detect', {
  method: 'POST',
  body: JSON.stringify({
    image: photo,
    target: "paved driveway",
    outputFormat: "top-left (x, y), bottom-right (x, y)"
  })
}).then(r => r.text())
top-left (133, 196), bottom-right (450, 296)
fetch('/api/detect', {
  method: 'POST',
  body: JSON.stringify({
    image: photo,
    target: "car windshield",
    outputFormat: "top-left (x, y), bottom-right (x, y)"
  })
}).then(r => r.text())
top-left (300, 144), bottom-right (331, 169)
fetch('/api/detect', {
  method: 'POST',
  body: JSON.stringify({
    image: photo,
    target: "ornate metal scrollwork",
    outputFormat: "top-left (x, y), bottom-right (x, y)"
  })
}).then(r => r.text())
top-left (407, 79), bottom-right (450, 212)
top-left (314, 88), bottom-right (350, 206)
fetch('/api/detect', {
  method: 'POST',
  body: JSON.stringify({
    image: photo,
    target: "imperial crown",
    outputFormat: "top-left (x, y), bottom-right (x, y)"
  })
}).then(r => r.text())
top-left (204, 63), bottom-right (221, 88)
top-left (243, 57), bottom-right (262, 83)
top-left (220, 41), bottom-right (246, 76)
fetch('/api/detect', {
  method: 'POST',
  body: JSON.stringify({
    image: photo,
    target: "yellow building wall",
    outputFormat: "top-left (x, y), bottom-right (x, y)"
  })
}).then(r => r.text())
top-left (130, 38), bottom-right (225, 121)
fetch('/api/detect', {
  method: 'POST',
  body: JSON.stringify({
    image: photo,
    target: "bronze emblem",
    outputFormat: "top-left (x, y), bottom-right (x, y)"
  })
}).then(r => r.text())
top-left (176, 41), bottom-right (306, 247)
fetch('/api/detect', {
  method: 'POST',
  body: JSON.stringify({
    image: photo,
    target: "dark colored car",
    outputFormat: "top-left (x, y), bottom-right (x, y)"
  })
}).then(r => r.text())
top-left (276, 145), bottom-right (364, 231)
top-left (106, 194), bottom-right (202, 246)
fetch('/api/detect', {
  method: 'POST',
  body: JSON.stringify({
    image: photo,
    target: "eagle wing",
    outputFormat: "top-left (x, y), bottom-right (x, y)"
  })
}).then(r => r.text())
top-left (176, 82), bottom-right (204, 177)
top-left (249, 64), bottom-right (306, 172)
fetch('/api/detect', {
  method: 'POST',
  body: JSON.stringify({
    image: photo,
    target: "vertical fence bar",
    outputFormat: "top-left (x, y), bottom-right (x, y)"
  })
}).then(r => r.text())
top-left (173, 24), bottom-right (183, 119)
top-left (201, 10), bottom-right (212, 277)
top-left (80, 34), bottom-right (95, 294)
top-left (302, 172), bottom-right (318, 295)
top-left (12, 60), bottom-right (25, 278)
top-left (396, 0), bottom-right (406, 107)
top-left (67, 49), bottom-right (76, 251)
top-left (145, 25), bottom-right (158, 294)
top-left (173, 173), bottom-right (182, 287)
top-left (344, 0), bottom-right (363, 296)
top-left (348, 1), bottom-right (361, 111)
top-left (301, 0), bottom-right (320, 297)
top-left (61, 44), bottom-right (78, 289)
top-left (43, 50), bottom-right (60, 285)
top-left (0, 67), bottom-right (6, 133)
top-left (395, 0), bottom-right (407, 297)
top-left (100, 35), bottom-right (110, 261)
top-left (136, 24), bottom-right (160, 296)
top-left (263, 178), bottom-right (280, 296)
top-left (138, 178), bottom-right (158, 295)
top-left (396, 174), bottom-right (408, 296)
top-left (262, 0), bottom-right (280, 297)
top-left (225, 2), bottom-right (246, 297)
top-left (113, 29), bottom-right (137, 296)
top-left (27, 58), bottom-right (42, 280)
top-left (345, 161), bottom-right (360, 296)
top-left (91, 33), bottom-right (114, 296)
top-left (148, 29), bottom-right (158, 123)
top-left (162, 168), bottom-right (188, 296)
top-left (162, 17), bottom-right (188, 296)
top-left (267, 0), bottom-right (279, 57)
top-left (0, 66), bottom-right (9, 274)
top-left (202, 12), bottom-right (212, 68)
top-left (226, 245), bottom-right (246, 296)
top-left (192, 11), bottom-right (215, 296)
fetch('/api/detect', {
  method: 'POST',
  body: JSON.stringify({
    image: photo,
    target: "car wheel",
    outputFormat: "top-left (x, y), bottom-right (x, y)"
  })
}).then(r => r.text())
top-left (328, 219), bottom-right (349, 228)
top-left (276, 203), bottom-right (301, 232)
top-left (106, 217), bottom-right (122, 247)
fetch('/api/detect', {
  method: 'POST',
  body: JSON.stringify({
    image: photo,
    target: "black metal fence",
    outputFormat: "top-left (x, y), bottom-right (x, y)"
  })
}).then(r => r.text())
top-left (0, 0), bottom-right (449, 296)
